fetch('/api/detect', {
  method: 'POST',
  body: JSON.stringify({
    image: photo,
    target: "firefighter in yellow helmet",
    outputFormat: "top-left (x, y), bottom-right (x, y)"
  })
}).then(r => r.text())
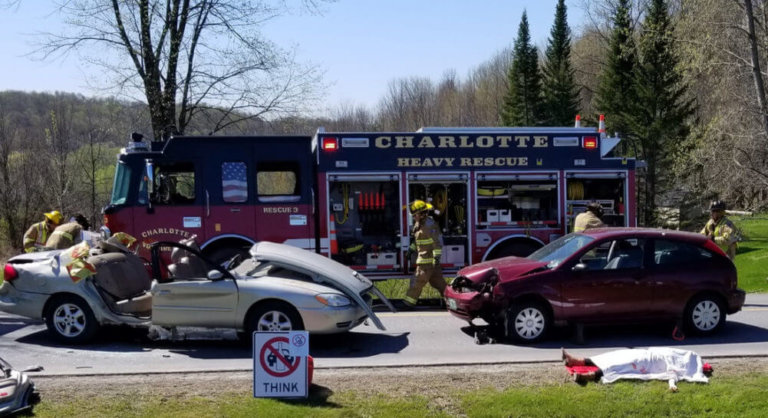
top-left (573, 201), bottom-right (605, 232)
top-left (23, 210), bottom-right (63, 252)
top-left (403, 200), bottom-right (446, 310)
top-left (45, 214), bottom-right (91, 249)
top-left (700, 200), bottom-right (739, 260)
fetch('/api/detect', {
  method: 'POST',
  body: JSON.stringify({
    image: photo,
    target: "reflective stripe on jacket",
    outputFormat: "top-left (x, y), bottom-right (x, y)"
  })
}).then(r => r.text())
top-left (23, 221), bottom-right (49, 252)
top-left (413, 217), bottom-right (443, 265)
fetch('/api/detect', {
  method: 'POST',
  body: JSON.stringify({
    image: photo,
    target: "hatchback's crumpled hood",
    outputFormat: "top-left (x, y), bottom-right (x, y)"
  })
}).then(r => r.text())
top-left (249, 242), bottom-right (394, 330)
top-left (459, 257), bottom-right (548, 284)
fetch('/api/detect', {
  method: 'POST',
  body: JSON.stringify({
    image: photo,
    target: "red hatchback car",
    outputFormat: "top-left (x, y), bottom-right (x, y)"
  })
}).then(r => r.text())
top-left (444, 228), bottom-right (746, 343)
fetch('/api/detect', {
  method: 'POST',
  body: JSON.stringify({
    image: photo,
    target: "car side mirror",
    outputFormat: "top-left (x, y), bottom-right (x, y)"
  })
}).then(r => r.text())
top-left (572, 263), bottom-right (588, 272)
top-left (207, 270), bottom-right (224, 280)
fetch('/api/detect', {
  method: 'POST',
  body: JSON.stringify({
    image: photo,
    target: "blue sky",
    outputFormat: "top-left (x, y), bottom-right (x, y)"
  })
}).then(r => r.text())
top-left (0, 0), bottom-right (585, 112)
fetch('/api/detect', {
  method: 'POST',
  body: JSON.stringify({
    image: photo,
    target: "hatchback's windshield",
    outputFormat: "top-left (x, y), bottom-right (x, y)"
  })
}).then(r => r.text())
top-left (110, 162), bottom-right (133, 205)
top-left (527, 233), bottom-right (594, 267)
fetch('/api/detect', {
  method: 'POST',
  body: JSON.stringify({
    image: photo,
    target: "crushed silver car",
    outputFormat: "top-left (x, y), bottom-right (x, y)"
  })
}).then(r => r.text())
top-left (0, 238), bottom-right (394, 344)
top-left (0, 356), bottom-right (42, 416)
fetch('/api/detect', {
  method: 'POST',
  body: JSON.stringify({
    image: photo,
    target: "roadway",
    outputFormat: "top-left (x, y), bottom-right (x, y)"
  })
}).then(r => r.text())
top-left (1, 294), bottom-right (767, 376)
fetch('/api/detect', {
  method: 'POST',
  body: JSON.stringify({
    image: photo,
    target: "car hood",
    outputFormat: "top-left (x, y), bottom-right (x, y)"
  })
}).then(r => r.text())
top-left (458, 257), bottom-right (549, 284)
top-left (249, 242), bottom-right (394, 330)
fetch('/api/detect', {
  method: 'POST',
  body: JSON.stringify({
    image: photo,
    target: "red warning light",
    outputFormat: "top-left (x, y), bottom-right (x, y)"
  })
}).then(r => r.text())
top-left (583, 136), bottom-right (598, 149)
top-left (322, 137), bottom-right (338, 151)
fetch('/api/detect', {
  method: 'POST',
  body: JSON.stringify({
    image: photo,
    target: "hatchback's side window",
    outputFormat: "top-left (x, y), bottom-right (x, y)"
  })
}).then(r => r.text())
top-left (604, 238), bottom-right (645, 270)
top-left (653, 239), bottom-right (713, 266)
top-left (578, 241), bottom-right (613, 270)
top-left (222, 162), bottom-right (248, 203)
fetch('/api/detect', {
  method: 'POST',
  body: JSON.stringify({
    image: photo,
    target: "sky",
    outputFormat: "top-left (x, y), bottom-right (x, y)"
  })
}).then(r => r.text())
top-left (0, 0), bottom-right (586, 113)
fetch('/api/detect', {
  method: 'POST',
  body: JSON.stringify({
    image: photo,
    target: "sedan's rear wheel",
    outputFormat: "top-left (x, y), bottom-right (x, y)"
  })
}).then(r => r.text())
top-left (685, 295), bottom-right (725, 336)
top-left (45, 295), bottom-right (100, 344)
top-left (247, 301), bottom-right (305, 334)
top-left (506, 302), bottom-right (549, 343)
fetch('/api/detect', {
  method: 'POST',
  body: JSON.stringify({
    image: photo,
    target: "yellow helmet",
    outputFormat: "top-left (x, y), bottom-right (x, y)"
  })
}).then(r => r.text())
top-left (44, 210), bottom-right (63, 225)
top-left (409, 200), bottom-right (433, 214)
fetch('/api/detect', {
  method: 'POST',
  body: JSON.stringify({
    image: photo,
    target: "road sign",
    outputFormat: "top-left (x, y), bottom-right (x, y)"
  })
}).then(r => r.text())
top-left (253, 331), bottom-right (309, 398)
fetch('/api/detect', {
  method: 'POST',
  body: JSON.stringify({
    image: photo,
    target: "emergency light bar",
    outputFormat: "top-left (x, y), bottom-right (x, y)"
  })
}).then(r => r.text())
top-left (322, 137), bottom-right (338, 151)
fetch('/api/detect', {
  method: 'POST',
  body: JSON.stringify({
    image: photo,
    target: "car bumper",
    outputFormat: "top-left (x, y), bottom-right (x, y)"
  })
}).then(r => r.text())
top-left (299, 305), bottom-right (370, 334)
top-left (444, 289), bottom-right (487, 321)
top-left (0, 282), bottom-right (47, 320)
top-left (726, 288), bottom-right (746, 314)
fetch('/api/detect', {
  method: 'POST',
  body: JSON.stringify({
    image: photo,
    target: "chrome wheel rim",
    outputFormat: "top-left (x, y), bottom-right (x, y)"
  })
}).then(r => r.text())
top-left (692, 300), bottom-right (721, 331)
top-left (257, 310), bottom-right (293, 331)
top-left (514, 307), bottom-right (545, 340)
top-left (53, 303), bottom-right (87, 337)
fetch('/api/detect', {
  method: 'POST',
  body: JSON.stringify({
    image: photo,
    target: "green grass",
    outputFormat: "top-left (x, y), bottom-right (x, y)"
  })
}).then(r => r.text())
top-left (732, 216), bottom-right (768, 293)
top-left (32, 374), bottom-right (768, 417)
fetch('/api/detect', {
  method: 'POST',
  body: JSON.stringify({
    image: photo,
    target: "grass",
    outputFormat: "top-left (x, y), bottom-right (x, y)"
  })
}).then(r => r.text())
top-left (731, 215), bottom-right (768, 292)
top-left (30, 373), bottom-right (768, 417)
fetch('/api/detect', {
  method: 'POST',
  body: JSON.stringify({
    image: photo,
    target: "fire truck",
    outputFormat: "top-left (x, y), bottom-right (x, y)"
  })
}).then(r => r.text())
top-left (102, 117), bottom-right (636, 278)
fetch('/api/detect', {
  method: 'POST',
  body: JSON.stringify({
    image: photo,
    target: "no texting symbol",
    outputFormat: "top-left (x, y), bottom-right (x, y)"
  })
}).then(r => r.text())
top-left (260, 336), bottom-right (301, 377)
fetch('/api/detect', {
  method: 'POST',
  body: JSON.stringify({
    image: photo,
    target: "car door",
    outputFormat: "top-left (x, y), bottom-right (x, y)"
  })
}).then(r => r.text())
top-left (150, 251), bottom-right (239, 328)
top-left (559, 238), bottom-right (652, 322)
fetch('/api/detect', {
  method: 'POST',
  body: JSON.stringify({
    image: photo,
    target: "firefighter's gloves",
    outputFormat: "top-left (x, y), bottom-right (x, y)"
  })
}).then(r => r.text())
top-left (434, 255), bottom-right (441, 265)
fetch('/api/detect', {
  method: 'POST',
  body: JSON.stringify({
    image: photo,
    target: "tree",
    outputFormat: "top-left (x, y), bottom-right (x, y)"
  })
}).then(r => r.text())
top-left (40, 1), bottom-right (326, 139)
top-left (541, 0), bottom-right (580, 126)
top-left (501, 11), bottom-right (543, 126)
top-left (592, 0), bottom-right (639, 137)
top-left (627, 0), bottom-right (696, 226)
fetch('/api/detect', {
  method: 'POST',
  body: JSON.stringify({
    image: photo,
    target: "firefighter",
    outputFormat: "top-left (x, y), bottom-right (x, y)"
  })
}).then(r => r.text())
top-left (573, 201), bottom-right (605, 232)
top-left (403, 200), bottom-right (446, 310)
top-left (45, 214), bottom-right (91, 249)
top-left (700, 200), bottom-right (739, 260)
top-left (23, 210), bottom-right (63, 252)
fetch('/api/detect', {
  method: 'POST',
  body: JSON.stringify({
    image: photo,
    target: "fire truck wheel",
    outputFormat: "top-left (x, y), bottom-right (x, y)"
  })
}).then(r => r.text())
top-left (246, 301), bottom-right (305, 334)
top-left (505, 301), bottom-right (550, 343)
top-left (44, 295), bottom-right (100, 344)
top-left (488, 241), bottom-right (541, 260)
top-left (208, 247), bottom-right (251, 267)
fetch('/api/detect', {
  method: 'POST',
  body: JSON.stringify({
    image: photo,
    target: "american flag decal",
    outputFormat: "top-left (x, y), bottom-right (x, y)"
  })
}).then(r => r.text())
top-left (222, 162), bottom-right (248, 202)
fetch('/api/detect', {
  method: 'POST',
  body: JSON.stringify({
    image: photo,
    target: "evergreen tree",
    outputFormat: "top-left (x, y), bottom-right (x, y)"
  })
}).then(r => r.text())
top-left (501, 11), bottom-right (543, 126)
top-left (541, 0), bottom-right (580, 126)
top-left (628, 0), bottom-right (696, 226)
top-left (593, 0), bottom-right (638, 136)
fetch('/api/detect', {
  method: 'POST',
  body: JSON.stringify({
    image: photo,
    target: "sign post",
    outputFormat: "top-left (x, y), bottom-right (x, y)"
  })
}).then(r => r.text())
top-left (253, 331), bottom-right (309, 398)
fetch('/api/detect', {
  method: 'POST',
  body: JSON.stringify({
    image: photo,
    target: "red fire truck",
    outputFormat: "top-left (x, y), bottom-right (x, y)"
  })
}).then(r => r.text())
top-left (102, 118), bottom-right (636, 278)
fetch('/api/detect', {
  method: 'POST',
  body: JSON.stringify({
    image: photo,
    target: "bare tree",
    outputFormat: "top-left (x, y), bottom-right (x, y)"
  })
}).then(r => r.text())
top-left (38, 0), bottom-right (327, 139)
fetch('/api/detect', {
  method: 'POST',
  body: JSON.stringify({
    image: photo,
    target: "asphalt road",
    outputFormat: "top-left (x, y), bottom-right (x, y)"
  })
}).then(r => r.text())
top-left (1, 294), bottom-right (768, 376)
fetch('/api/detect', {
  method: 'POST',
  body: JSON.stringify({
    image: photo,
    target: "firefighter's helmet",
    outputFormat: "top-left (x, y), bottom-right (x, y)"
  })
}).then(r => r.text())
top-left (44, 210), bottom-right (63, 225)
top-left (709, 200), bottom-right (726, 212)
top-left (410, 200), bottom-right (433, 214)
top-left (586, 201), bottom-right (603, 217)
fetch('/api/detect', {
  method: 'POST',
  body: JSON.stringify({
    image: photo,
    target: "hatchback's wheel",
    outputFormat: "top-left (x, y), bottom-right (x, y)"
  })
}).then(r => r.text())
top-left (506, 302), bottom-right (549, 343)
top-left (247, 301), bottom-right (304, 334)
top-left (45, 295), bottom-right (99, 344)
top-left (685, 295), bottom-right (725, 336)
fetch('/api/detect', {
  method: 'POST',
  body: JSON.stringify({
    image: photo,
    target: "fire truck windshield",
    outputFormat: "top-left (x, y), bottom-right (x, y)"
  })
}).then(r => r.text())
top-left (110, 162), bottom-right (133, 205)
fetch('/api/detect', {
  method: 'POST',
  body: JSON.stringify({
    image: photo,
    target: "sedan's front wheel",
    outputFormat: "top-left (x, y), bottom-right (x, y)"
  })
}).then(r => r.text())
top-left (247, 301), bottom-right (305, 335)
top-left (506, 302), bottom-right (550, 343)
top-left (685, 294), bottom-right (725, 336)
top-left (45, 295), bottom-right (100, 344)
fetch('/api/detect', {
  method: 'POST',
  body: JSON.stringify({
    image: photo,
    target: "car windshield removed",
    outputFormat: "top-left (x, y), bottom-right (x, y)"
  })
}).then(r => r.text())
top-left (527, 233), bottom-right (594, 268)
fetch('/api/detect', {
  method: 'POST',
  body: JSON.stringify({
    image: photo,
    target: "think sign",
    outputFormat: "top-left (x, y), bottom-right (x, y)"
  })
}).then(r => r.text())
top-left (253, 331), bottom-right (309, 398)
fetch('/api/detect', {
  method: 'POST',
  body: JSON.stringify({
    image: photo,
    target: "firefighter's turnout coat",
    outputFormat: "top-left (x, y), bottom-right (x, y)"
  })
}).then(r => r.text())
top-left (700, 216), bottom-right (739, 259)
top-left (45, 221), bottom-right (84, 249)
top-left (574, 210), bottom-right (605, 232)
top-left (23, 221), bottom-right (52, 253)
top-left (405, 216), bottom-right (446, 305)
